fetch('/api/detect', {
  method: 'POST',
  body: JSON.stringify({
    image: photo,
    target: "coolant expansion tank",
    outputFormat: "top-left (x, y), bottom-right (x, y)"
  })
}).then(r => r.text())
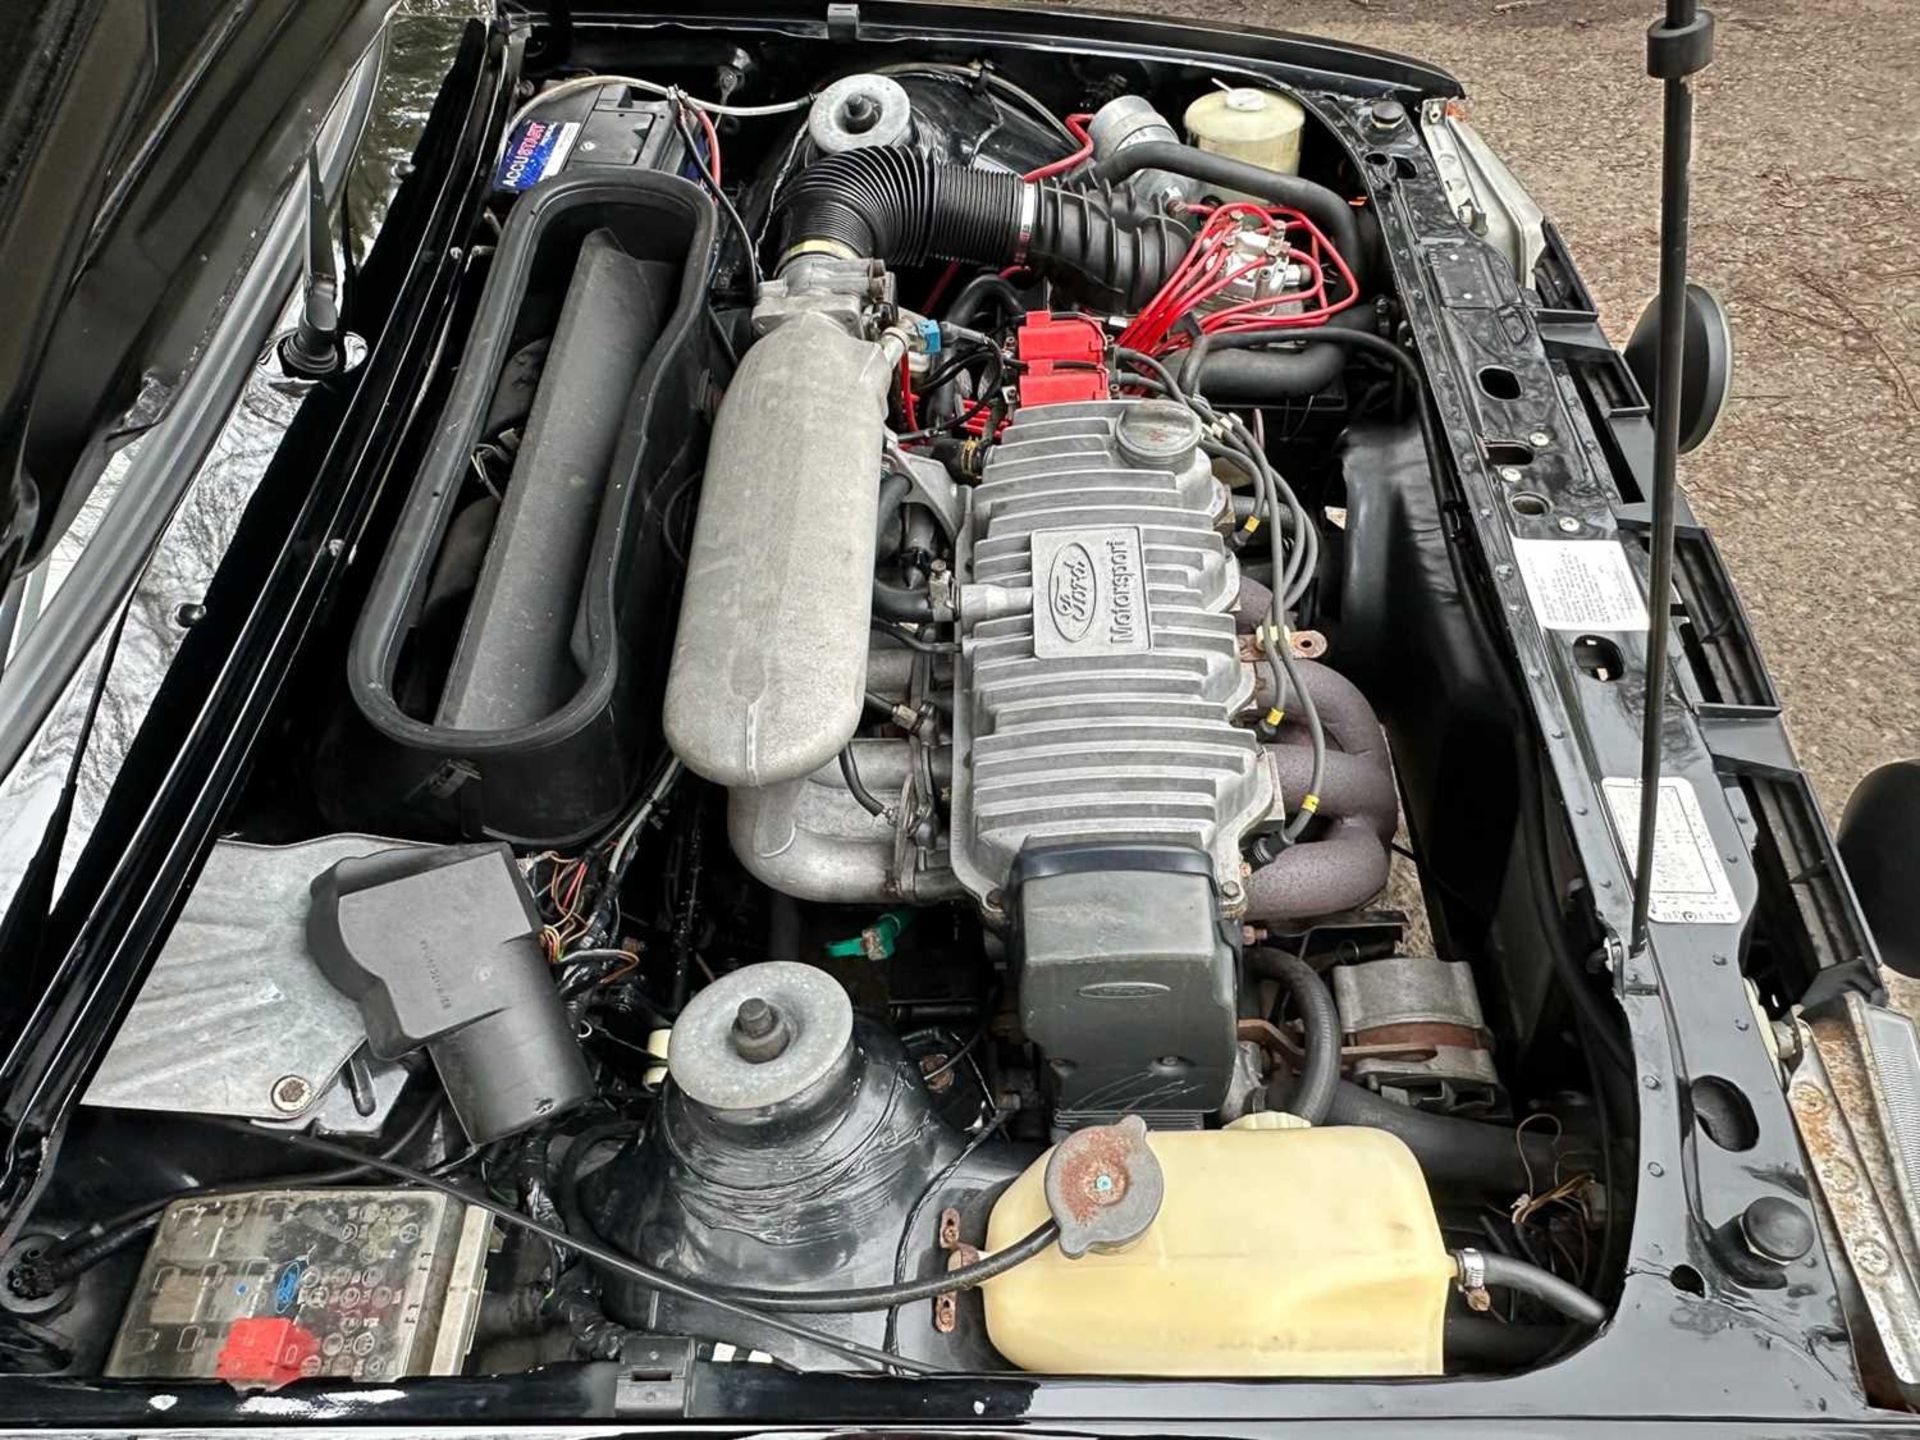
top-left (982, 1125), bottom-right (1452, 1375)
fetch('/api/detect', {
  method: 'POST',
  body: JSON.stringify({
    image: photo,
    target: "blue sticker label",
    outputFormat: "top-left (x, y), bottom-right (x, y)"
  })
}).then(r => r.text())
top-left (494, 119), bottom-right (581, 192)
top-left (273, 1260), bottom-right (306, 1314)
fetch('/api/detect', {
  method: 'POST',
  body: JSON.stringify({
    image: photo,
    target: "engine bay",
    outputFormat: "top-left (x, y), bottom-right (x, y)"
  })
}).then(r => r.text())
top-left (1, 18), bottom-right (1692, 1398)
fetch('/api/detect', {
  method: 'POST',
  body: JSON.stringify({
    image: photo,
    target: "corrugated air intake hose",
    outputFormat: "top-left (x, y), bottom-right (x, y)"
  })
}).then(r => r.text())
top-left (777, 146), bottom-right (1190, 309)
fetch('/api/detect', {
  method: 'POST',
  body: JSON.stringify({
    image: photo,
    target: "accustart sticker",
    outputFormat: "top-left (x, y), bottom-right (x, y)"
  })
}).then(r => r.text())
top-left (494, 119), bottom-right (581, 192)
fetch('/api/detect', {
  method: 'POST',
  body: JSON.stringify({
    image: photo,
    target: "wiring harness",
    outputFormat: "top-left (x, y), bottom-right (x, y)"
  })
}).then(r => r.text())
top-left (1118, 199), bottom-right (1360, 355)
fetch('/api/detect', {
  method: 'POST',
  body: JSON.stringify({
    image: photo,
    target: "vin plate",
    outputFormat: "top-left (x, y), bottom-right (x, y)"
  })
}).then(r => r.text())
top-left (1602, 776), bottom-right (1743, 925)
top-left (1030, 526), bottom-right (1151, 659)
top-left (1512, 537), bottom-right (1650, 631)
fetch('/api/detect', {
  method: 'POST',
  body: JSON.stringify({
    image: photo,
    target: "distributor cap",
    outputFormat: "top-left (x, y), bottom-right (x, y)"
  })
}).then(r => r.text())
top-left (1043, 1113), bottom-right (1165, 1258)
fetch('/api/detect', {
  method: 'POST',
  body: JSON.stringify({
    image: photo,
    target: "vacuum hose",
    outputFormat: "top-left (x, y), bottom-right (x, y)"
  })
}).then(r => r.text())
top-left (1456, 1248), bottom-right (1609, 1329)
top-left (1244, 947), bottom-right (1341, 1125)
top-left (1326, 1080), bottom-right (1558, 1196)
top-left (1192, 307), bottom-right (1378, 401)
top-left (1088, 140), bottom-right (1364, 279)
top-left (779, 147), bottom-right (1189, 309)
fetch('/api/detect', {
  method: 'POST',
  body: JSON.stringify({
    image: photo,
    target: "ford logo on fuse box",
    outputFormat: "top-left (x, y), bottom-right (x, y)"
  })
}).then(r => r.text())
top-left (1048, 542), bottom-right (1098, 642)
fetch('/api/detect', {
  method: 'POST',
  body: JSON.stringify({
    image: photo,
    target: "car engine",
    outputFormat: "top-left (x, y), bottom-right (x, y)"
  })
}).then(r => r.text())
top-left (17, 41), bottom-right (1633, 1393)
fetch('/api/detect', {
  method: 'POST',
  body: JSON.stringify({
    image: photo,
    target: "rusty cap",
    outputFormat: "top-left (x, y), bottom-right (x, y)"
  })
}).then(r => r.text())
top-left (1042, 1113), bottom-right (1164, 1259)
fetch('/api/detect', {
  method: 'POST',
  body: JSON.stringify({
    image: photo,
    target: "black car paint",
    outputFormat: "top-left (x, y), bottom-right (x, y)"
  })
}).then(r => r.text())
top-left (0, 0), bottom-right (398, 595)
top-left (0, 0), bottom-right (153, 593)
top-left (0, 0), bottom-right (1896, 1427)
top-left (0, 12), bottom-right (512, 1270)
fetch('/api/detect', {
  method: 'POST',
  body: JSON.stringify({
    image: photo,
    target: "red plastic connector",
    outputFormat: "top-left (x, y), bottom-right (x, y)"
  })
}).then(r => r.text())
top-left (215, 1318), bottom-right (319, 1387)
top-left (1014, 311), bottom-right (1108, 408)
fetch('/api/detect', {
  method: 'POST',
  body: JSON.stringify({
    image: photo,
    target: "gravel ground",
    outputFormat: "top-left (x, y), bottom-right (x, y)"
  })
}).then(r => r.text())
top-left (1051, 0), bottom-right (1920, 824)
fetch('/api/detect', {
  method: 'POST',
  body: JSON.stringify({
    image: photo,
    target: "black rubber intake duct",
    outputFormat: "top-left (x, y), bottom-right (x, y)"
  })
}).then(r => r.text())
top-left (779, 147), bottom-right (1188, 310)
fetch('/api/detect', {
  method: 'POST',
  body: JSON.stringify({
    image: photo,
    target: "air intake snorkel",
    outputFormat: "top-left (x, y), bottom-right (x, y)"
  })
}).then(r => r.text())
top-left (777, 147), bottom-right (1190, 309)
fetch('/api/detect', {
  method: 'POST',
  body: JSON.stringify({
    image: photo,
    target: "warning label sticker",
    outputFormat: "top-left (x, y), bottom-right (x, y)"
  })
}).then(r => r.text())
top-left (1512, 538), bottom-right (1650, 632)
top-left (1601, 776), bottom-right (1743, 925)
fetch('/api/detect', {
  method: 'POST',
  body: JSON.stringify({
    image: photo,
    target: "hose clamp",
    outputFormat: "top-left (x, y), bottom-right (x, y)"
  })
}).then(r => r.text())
top-left (776, 237), bottom-right (862, 272)
top-left (1455, 1247), bottom-right (1492, 1312)
top-left (1013, 185), bottom-right (1038, 265)
top-left (927, 566), bottom-right (958, 624)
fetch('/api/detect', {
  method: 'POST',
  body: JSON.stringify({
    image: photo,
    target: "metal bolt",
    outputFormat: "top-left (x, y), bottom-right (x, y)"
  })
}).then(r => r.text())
top-left (841, 92), bottom-right (881, 132)
top-left (730, 996), bottom-right (793, 1063)
top-left (1557, 516), bottom-right (1582, 533)
top-left (920, 1053), bottom-right (955, 1094)
top-left (1497, 465), bottom-right (1524, 484)
top-left (1093, 1172), bottom-right (1115, 1194)
top-left (1648, 1161), bottom-right (1665, 1177)
top-left (174, 602), bottom-right (206, 627)
top-left (1743, 1198), bottom-right (1812, 1267)
top-left (735, 997), bottom-right (775, 1039)
top-left (1643, 1074), bottom-right (1661, 1090)
top-left (1529, 430), bottom-right (1552, 448)
top-left (271, 1075), bottom-right (314, 1113)
top-left (1368, 98), bottom-right (1408, 131)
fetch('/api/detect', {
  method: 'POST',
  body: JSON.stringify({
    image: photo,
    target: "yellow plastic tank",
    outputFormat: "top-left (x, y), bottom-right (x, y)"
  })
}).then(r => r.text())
top-left (1184, 87), bottom-right (1308, 177)
top-left (982, 1125), bottom-right (1453, 1376)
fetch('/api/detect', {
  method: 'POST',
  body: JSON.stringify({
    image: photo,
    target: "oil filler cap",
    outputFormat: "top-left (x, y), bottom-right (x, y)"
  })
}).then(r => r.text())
top-left (1043, 1114), bottom-right (1164, 1258)
top-left (1114, 400), bottom-right (1203, 470)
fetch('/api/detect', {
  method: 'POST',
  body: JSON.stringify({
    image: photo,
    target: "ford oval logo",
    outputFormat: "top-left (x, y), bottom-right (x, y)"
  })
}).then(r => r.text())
top-left (1078, 980), bottom-right (1171, 1000)
top-left (1048, 542), bottom-right (1098, 641)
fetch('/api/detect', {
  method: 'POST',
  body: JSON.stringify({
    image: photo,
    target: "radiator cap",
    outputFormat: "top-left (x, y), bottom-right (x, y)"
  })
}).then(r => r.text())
top-left (1044, 1114), bottom-right (1164, 1258)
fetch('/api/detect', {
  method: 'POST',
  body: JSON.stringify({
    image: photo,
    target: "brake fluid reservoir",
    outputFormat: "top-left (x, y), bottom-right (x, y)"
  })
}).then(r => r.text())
top-left (982, 1124), bottom-right (1452, 1376)
top-left (1184, 87), bottom-right (1307, 177)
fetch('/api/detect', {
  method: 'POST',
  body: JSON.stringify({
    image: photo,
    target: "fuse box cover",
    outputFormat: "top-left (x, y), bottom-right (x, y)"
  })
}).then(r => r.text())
top-left (105, 1189), bottom-right (489, 1386)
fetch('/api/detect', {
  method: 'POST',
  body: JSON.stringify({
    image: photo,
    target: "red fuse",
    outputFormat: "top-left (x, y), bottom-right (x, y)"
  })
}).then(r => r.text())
top-left (1014, 312), bottom-right (1108, 409)
top-left (215, 1317), bottom-right (319, 1387)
